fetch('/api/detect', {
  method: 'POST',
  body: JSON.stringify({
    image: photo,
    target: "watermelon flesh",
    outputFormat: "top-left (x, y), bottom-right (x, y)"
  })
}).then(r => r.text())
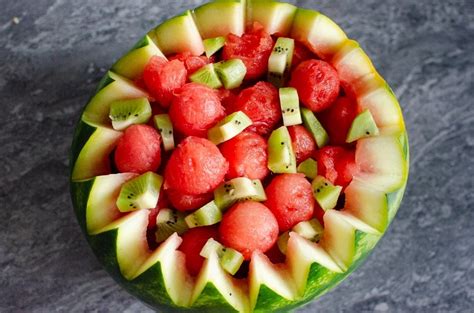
top-left (71, 1), bottom-right (409, 312)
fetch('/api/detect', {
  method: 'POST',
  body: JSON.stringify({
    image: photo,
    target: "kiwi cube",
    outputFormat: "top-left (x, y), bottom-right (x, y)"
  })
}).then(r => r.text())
top-left (297, 158), bottom-right (318, 179)
top-left (155, 208), bottom-right (188, 243)
top-left (277, 231), bottom-right (290, 255)
top-left (109, 97), bottom-right (152, 131)
top-left (214, 177), bottom-right (267, 210)
top-left (220, 247), bottom-right (244, 275)
top-left (207, 111), bottom-right (252, 145)
top-left (189, 63), bottom-right (223, 89)
top-left (116, 172), bottom-right (163, 212)
top-left (214, 59), bottom-right (247, 89)
top-left (268, 37), bottom-right (295, 87)
top-left (200, 238), bottom-right (244, 275)
top-left (312, 175), bottom-right (342, 211)
top-left (292, 218), bottom-right (324, 242)
top-left (346, 109), bottom-right (380, 143)
top-left (267, 126), bottom-right (297, 173)
top-left (279, 87), bottom-right (302, 126)
top-left (203, 36), bottom-right (226, 57)
top-left (185, 201), bottom-right (222, 228)
top-left (301, 108), bottom-right (329, 148)
top-left (200, 238), bottom-right (226, 258)
top-left (153, 114), bottom-right (175, 151)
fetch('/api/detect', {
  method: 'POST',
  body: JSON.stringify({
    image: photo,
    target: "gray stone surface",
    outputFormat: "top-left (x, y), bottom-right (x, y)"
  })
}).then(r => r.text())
top-left (0, 0), bottom-right (473, 312)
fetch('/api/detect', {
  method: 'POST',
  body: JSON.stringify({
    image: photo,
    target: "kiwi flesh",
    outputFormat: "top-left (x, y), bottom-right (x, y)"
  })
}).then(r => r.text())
top-left (189, 63), bottom-right (223, 89)
top-left (203, 36), bottom-right (226, 57)
top-left (301, 107), bottom-right (329, 148)
top-left (207, 111), bottom-right (252, 145)
top-left (297, 157), bottom-right (318, 179)
top-left (116, 172), bottom-right (163, 212)
top-left (153, 114), bottom-right (175, 151)
top-left (278, 218), bottom-right (324, 255)
top-left (312, 175), bottom-right (342, 211)
top-left (109, 97), bottom-right (152, 131)
top-left (346, 109), bottom-right (379, 143)
top-left (214, 59), bottom-right (247, 89)
top-left (155, 208), bottom-right (188, 243)
top-left (200, 238), bottom-right (244, 275)
top-left (279, 87), bottom-right (302, 126)
top-left (277, 231), bottom-right (290, 255)
top-left (214, 177), bottom-right (267, 210)
top-left (292, 218), bottom-right (324, 242)
top-left (267, 126), bottom-right (297, 174)
top-left (268, 37), bottom-right (294, 87)
top-left (184, 201), bottom-right (222, 228)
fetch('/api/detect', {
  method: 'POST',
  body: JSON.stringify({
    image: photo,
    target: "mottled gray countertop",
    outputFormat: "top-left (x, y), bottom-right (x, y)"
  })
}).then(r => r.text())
top-left (1, 0), bottom-right (473, 312)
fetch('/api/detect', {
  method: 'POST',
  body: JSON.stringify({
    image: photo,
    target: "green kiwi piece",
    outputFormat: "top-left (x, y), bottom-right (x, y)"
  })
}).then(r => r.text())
top-left (268, 37), bottom-right (295, 87)
top-left (292, 218), bottom-right (324, 242)
top-left (267, 126), bottom-right (297, 173)
top-left (297, 157), bottom-right (318, 179)
top-left (279, 87), bottom-right (302, 126)
top-left (200, 238), bottom-right (226, 258)
top-left (214, 59), bottom-right (247, 89)
top-left (312, 175), bottom-right (342, 211)
top-left (203, 36), bottom-right (226, 57)
top-left (153, 114), bottom-right (175, 151)
top-left (346, 109), bottom-right (380, 143)
top-left (200, 238), bottom-right (244, 275)
top-left (108, 97), bottom-right (152, 131)
top-left (277, 231), bottom-right (290, 255)
top-left (116, 172), bottom-right (163, 212)
top-left (189, 63), bottom-right (223, 89)
top-left (214, 177), bottom-right (266, 210)
top-left (207, 111), bottom-right (252, 145)
top-left (220, 247), bottom-right (245, 275)
top-left (184, 201), bottom-right (222, 228)
top-left (301, 107), bottom-right (329, 148)
top-left (155, 208), bottom-right (188, 243)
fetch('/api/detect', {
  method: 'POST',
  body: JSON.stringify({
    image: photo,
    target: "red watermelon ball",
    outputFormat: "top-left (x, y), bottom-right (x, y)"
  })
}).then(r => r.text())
top-left (289, 59), bottom-right (340, 112)
top-left (219, 201), bottom-right (279, 260)
top-left (169, 83), bottom-right (225, 138)
top-left (114, 124), bottom-right (162, 174)
top-left (219, 131), bottom-right (269, 181)
top-left (164, 136), bottom-right (228, 195)
top-left (264, 173), bottom-right (315, 231)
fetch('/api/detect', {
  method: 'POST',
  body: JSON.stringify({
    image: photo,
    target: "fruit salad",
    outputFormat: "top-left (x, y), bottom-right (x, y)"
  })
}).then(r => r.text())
top-left (70, 1), bottom-right (409, 312)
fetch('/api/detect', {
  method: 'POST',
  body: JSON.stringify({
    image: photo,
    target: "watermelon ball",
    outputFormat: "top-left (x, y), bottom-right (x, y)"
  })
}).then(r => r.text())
top-left (179, 226), bottom-right (220, 276)
top-left (164, 136), bottom-right (228, 195)
top-left (229, 81), bottom-right (281, 136)
top-left (169, 52), bottom-right (211, 75)
top-left (143, 56), bottom-right (187, 108)
top-left (114, 124), bottom-right (162, 174)
top-left (166, 189), bottom-right (213, 212)
top-left (219, 131), bottom-right (269, 181)
top-left (316, 146), bottom-right (358, 188)
top-left (169, 83), bottom-right (225, 137)
top-left (264, 173), bottom-right (315, 231)
top-left (288, 125), bottom-right (317, 164)
top-left (219, 201), bottom-right (278, 260)
top-left (319, 96), bottom-right (358, 146)
top-left (289, 59), bottom-right (340, 112)
top-left (223, 22), bottom-right (274, 80)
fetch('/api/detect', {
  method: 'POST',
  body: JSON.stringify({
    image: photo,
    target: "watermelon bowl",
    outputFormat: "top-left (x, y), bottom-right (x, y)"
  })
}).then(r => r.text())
top-left (70, 1), bottom-right (409, 312)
